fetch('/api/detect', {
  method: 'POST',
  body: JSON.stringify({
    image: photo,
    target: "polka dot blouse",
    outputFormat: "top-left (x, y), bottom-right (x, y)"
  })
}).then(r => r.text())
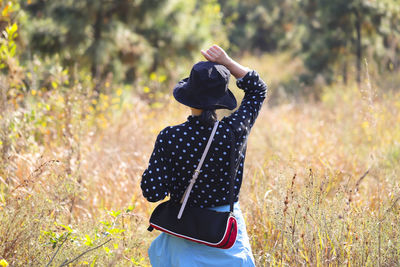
top-left (141, 70), bottom-right (267, 208)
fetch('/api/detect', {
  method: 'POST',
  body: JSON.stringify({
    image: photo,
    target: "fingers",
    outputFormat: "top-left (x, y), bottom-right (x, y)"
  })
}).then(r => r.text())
top-left (201, 50), bottom-right (213, 61)
top-left (201, 45), bottom-right (229, 65)
top-left (210, 45), bottom-right (221, 55)
top-left (201, 49), bottom-right (217, 61)
top-left (207, 49), bottom-right (218, 58)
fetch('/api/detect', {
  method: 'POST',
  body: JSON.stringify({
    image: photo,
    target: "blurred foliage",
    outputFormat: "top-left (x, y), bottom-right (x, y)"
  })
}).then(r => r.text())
top-left (20, 0), bottom-right (227, 88)
top-left (218, 0), bottom-right (303, 53)
top-left (218, 0), bottom-right (400, 86)
top-left (1, 0), bottom-right (400, 265)
top-left (298, 0), bottom-right (400, 85)
top-left (2, 0), bottom-right (398, 90)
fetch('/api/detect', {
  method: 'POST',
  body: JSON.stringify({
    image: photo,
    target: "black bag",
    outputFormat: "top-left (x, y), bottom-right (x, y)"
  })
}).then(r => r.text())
top-left (148, 200), bottom-right (237, 248)
top-left (147, 121), bottom-right (238, 249)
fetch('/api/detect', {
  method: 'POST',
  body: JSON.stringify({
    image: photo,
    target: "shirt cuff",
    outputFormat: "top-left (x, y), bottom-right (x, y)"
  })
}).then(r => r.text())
top-left (236, 70), bottom-right (259, 89)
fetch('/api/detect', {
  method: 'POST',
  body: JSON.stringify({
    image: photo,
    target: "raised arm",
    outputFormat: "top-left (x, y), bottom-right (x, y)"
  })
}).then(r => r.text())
top-left (202, 45), bottom-right (268, 142)
top-left (201, 45), bottom-right (250, 79)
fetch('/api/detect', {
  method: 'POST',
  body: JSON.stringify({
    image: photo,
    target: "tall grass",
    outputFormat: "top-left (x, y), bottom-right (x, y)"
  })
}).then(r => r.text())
top-left (1, 54), bottom-right (399, 266)
top-left (244, 85), bottom-right (400, 266)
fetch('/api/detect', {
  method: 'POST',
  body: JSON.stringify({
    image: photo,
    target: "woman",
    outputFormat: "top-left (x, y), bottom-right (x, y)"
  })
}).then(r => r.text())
top-left (141, 45), bottom-right (267, 266)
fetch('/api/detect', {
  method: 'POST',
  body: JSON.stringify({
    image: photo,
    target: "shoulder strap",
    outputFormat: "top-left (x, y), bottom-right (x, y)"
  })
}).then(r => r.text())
top-left (227, 128), bottom-right (238, 213)
top-left (177, 120), bottom-right (220, 219)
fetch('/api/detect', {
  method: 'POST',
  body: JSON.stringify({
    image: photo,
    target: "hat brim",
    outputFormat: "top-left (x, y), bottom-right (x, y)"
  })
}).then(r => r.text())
top-left (173, 78), bottom-right (237, 110)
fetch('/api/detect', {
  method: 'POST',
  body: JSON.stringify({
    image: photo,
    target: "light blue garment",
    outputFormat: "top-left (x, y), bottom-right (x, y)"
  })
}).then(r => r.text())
top-left (148, 202), bottom-right (255, 267)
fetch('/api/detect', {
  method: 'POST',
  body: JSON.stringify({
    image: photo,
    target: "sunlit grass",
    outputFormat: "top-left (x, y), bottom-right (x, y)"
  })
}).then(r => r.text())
top-left (1, 54), bottom-right (399, 266)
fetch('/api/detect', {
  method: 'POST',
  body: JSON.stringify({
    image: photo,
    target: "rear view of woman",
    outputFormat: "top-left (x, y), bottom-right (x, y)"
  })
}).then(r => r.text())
top-left (141, 45), bottom-right (267, 266)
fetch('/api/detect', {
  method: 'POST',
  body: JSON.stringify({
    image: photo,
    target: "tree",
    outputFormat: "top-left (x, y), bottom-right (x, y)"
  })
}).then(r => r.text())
top-left (22, 0), bottom-right (227, 89)
top-left (299, 0), bottom-right (400, 85)
top-left (218, 0), bottom-right (302, 53)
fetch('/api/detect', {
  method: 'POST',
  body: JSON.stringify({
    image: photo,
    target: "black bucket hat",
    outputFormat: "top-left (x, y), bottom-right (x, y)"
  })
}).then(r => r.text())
top-left (173, 61), bottom-right (237, 110)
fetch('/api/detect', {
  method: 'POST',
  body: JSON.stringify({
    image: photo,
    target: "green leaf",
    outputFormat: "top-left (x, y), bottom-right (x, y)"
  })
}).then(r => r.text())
top-left (83, 234), bottom-right (93, 246)
top-left (59, 224), bottom-right (73, 233)
top-left (90, 256), bottom-right (97, 267)
top-left (10, 23), bottom-right (17, 34)
top-left (109, 210), bottom-right (121, 218)
top-left (100, 220), bottom-right (111, 227)
top-left (51, 81), bottom-right (58, 89)
top-left (109, 228), bottom-right (125, 235)
top-left (103, 246), bottom-right (110, 254)
top-left (9, 43), bottom-right (16, 57)
top-left (126, 205), bottom-right (135, 212)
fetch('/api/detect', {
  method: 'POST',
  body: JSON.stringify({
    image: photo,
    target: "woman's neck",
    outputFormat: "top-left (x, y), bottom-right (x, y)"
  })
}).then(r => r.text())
top-left (191, 108), bottom-right (203, 116)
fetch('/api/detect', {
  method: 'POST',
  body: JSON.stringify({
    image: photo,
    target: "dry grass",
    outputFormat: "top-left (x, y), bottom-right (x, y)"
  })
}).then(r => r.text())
top-left (1, 54), bottom-right (400, 266)
top-left (243, 85), bottom-right (400, 266)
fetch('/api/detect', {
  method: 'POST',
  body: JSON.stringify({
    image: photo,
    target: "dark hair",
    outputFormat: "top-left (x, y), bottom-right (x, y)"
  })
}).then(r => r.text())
top-left (199, 109), bottom-right (217, 126)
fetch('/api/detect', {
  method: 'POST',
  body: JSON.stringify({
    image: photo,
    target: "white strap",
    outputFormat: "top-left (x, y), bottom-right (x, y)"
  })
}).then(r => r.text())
top-left (177, 120), bottom-right (219, 219)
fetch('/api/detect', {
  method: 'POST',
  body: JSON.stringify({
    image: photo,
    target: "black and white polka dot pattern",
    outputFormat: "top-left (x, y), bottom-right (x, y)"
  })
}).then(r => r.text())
top-left (141, 70), bottom-right (267, 208)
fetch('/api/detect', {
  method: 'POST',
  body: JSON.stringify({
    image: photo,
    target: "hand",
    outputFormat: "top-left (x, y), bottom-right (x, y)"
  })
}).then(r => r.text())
top-left (201, 44), bottom-right (250, 79)
top-left (201, 45), bottom-right (232, 67)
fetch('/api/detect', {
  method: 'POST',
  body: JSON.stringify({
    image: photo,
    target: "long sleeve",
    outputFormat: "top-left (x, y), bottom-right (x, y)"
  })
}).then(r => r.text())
top-left (141, 129), bottom-right (169, 202)
top-left (223, 70), bottom-right (267, 140)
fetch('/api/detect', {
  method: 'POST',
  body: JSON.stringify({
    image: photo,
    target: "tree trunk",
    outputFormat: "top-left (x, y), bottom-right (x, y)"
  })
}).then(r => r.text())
top-left (355, 9), bottom-right (362, 86)
top-left (92, 3), bottom-right (104, 94)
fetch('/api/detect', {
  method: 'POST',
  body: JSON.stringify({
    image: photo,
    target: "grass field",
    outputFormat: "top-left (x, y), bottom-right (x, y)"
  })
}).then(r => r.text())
top-left (1, 54), bottom-right (399, 266)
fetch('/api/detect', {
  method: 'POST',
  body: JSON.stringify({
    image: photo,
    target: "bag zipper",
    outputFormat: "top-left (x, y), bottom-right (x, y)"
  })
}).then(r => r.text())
top-left (220, 219), bottom-right (235, 248)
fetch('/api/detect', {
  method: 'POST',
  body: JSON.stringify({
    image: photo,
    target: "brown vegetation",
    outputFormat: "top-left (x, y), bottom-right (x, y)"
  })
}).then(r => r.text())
top-left (1, 52), bottom-right (400, 266)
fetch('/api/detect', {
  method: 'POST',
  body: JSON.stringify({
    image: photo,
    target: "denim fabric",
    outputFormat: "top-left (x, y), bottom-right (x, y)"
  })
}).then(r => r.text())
top-left (148, 202), bottom-right (255, 267)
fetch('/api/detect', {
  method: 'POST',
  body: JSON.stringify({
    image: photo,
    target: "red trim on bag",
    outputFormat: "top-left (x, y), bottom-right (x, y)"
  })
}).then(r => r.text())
top-left (150, 215), bottom-right (237, 249)
top-left (220, 217), bottom-right (238, 248)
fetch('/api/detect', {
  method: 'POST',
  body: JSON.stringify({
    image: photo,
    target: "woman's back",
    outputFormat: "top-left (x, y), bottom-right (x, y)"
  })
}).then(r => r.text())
top-left (141, 70), bottom-right (267, 208)
top-left (141, 45), bottom-right (267, 267)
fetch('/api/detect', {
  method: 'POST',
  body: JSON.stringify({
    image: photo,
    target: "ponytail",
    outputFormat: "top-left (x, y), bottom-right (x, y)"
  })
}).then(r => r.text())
top-left (199, 109), bottom-right (217, 126)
